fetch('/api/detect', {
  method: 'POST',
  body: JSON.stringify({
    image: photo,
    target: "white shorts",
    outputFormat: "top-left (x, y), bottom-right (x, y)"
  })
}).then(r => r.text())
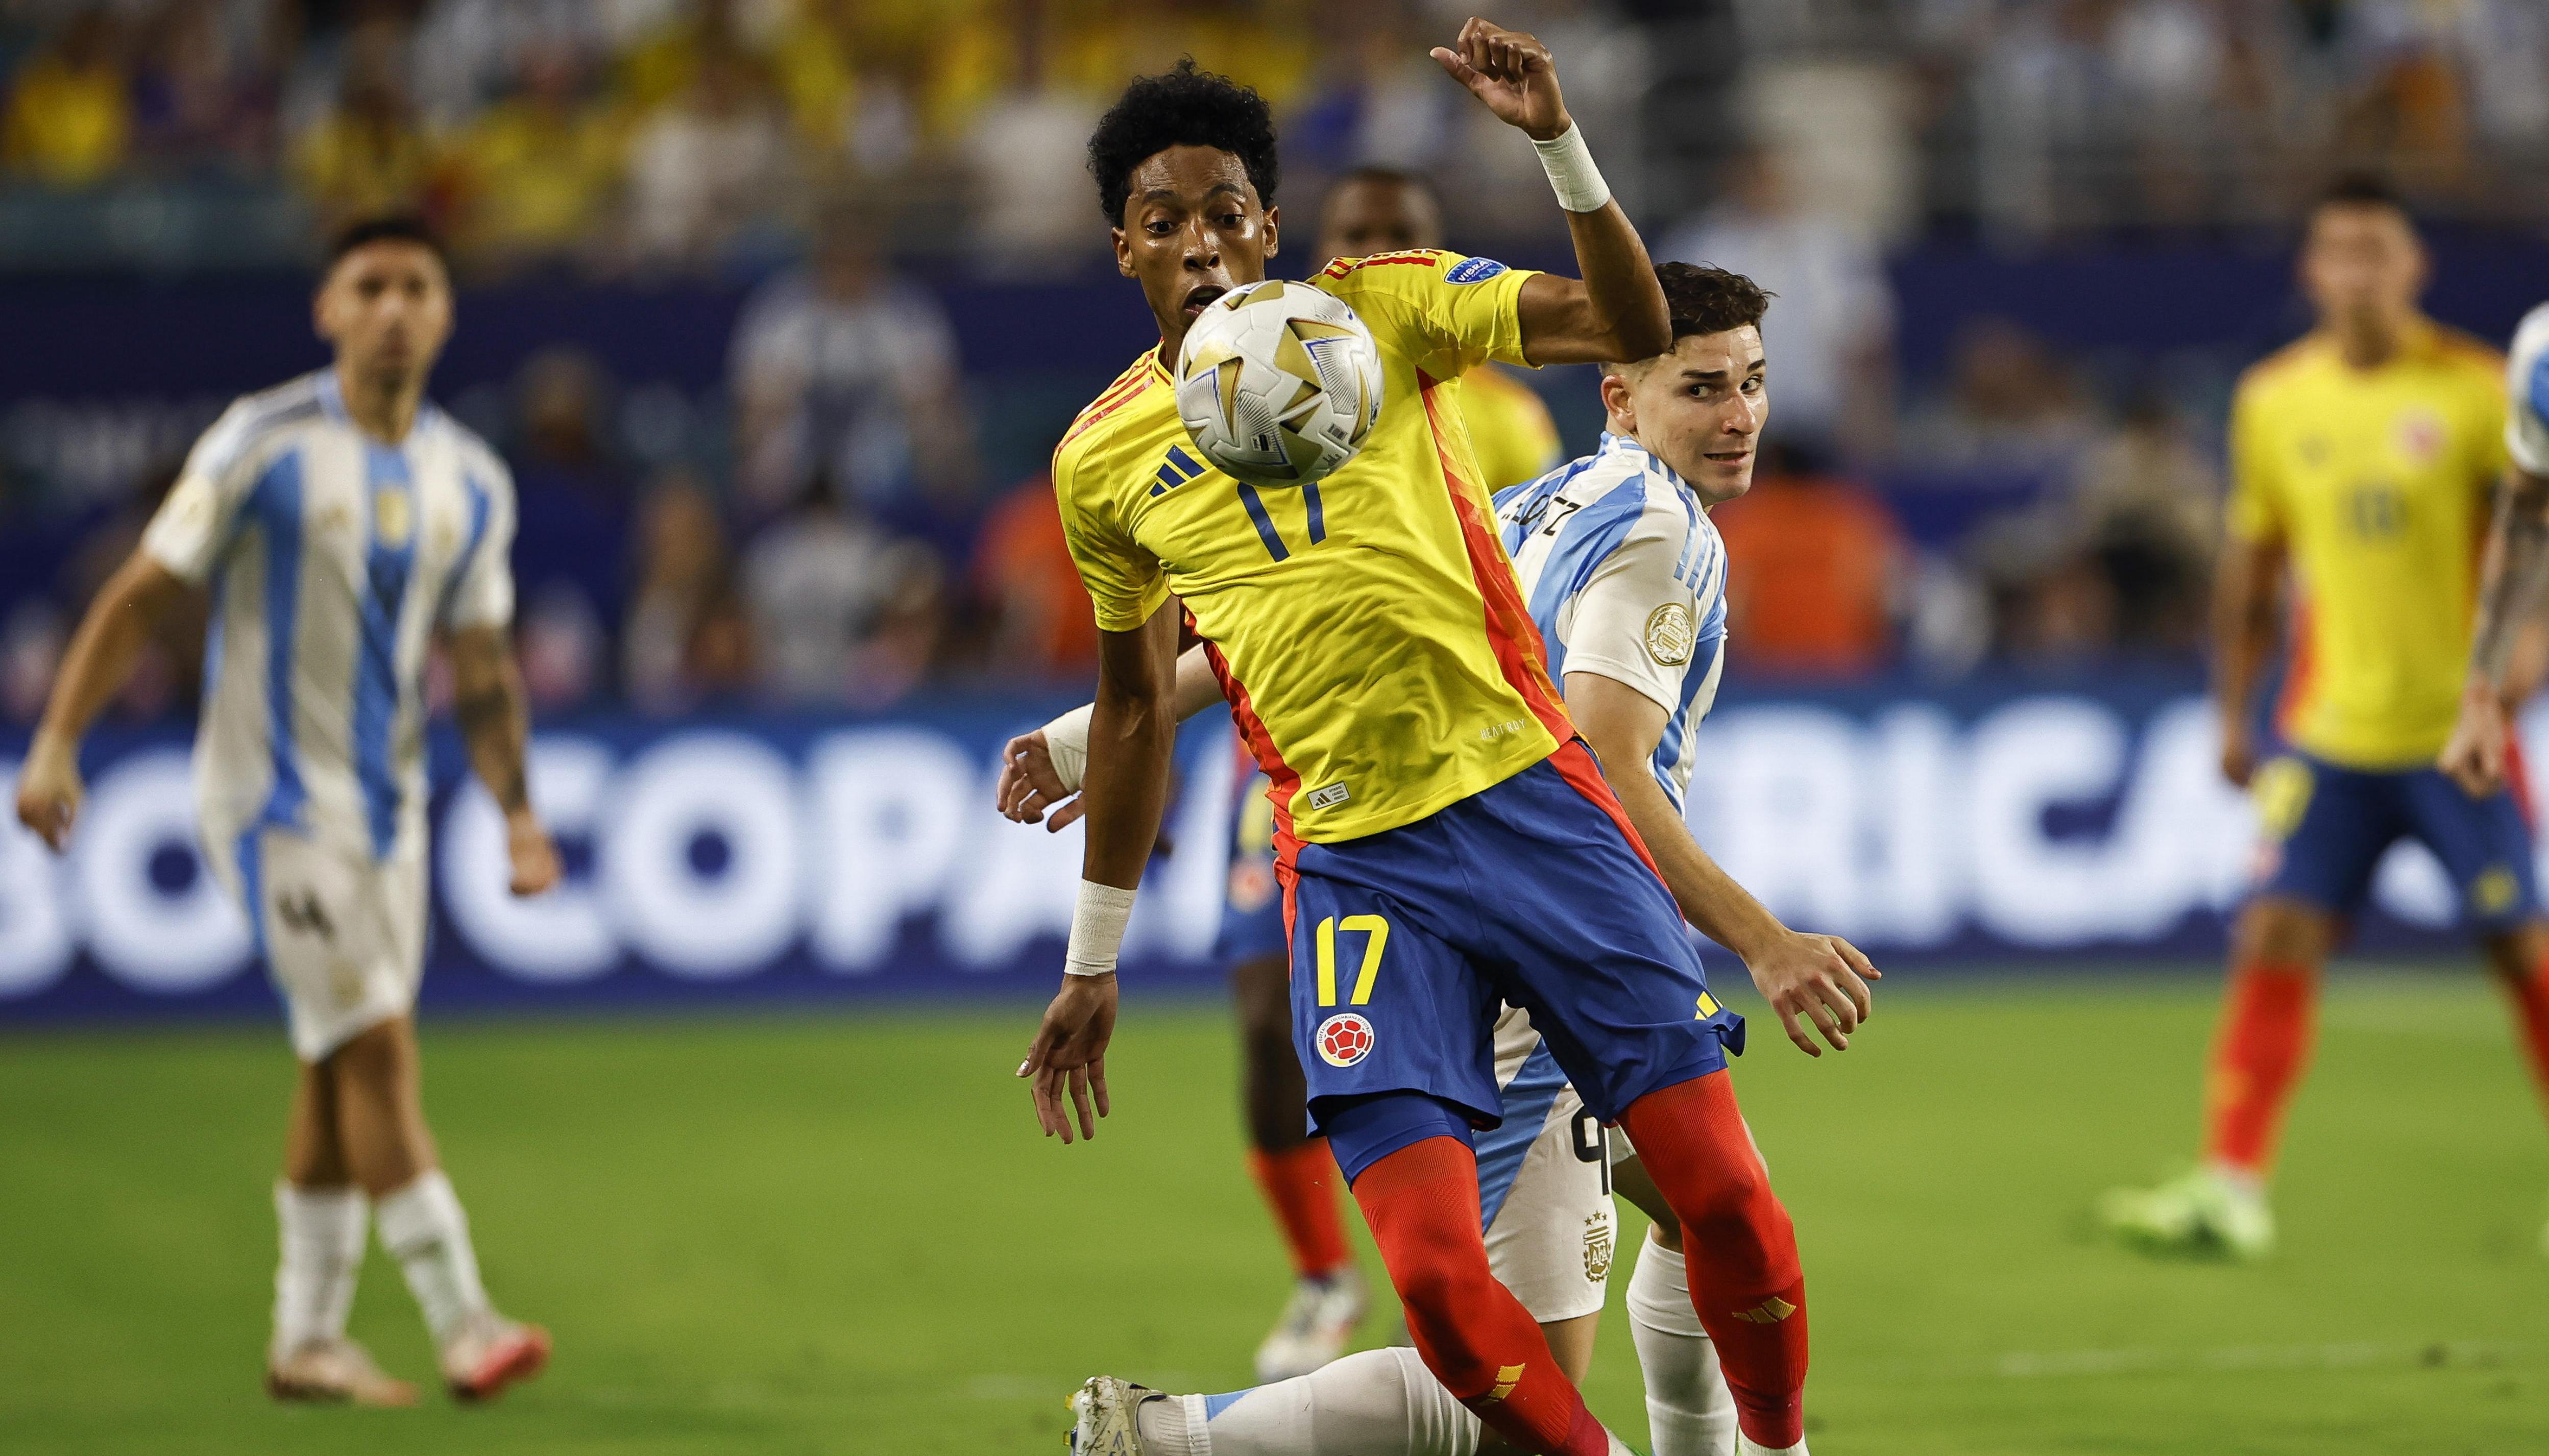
top-left (1483, 1078), bottom-right (1616, 1323)
top-left (207, 825), bottom-right (426, 1062)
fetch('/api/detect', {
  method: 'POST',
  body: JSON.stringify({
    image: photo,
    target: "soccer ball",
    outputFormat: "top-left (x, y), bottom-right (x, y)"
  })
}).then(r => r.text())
top-left (1173, 280), bottom-right (1383, 489)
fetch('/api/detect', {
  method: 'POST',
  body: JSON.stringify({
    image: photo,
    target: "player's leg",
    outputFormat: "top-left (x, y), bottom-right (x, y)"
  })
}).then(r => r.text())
top-left (1235, 945), bottom-right (1363, 1380)
top-left (1106, 1313), bottom-right (1603, 1456)
top-left (1286, 828), bottom-right (1630, 1455)
top-left (2107, 753), bottom-right (2386, 1259)
top-left (266, 1050), bottom-right (418, 1405)
top-left (1454, 745), bottom-right (1805, 1454)
top-left (1613, 1152), bottom-right (1738, 1456)
top-left (2403, 762), bottom-right (2549, 1246)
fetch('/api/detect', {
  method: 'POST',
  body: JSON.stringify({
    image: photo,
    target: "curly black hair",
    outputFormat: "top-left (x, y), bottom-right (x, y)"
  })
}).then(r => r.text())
top-left (1658, 261), bottom-right (1771, 341)
top-left (1087, 59), bottom-right (1280, 224)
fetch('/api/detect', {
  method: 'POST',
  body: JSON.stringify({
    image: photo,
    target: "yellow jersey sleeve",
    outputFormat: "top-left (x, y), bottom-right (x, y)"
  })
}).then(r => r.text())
top-left (2224, 371), bottom-right (2286, 544)
top-left (1315, 250), bottom-right (1537, 384)
top-left (1053, 388), bottom-right (1172, 632)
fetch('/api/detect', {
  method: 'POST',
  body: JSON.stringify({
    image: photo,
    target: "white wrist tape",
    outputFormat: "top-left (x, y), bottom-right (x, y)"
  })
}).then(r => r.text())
top-left (1042, 703), bottom-right (1095, 794)
top-left (1533, 122), bottom-right (1610, 214)
top-left (1063, 880), bottom-right (1137, 977)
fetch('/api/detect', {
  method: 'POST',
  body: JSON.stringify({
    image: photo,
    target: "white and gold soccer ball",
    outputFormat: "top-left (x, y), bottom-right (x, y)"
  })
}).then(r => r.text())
top-left (1172, 280), bottom-right (1383, 489)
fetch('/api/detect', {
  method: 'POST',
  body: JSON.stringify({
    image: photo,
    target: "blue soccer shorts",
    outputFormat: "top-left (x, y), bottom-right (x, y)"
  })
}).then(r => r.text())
top-left (1217, 768), bottom-right (1290, 965)
top-left (2250, 749), bottom-right (2540, 930)
top-left (1279, 741), bottom-right (1745, 1138)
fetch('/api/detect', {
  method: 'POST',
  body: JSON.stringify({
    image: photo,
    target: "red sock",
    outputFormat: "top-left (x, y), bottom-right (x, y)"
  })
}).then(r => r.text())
top-left (2200, 959), bottom-right (2318, 1174)
top-left (1351, 1137), bottom-right (1611, 1456)
top-left (1618, 1072), bottom-right (1807, 1451)
top-left (1249, 1140), bottom-right (1351, 1278)
top-left (2502, 957), bottom-right (2549, 1110)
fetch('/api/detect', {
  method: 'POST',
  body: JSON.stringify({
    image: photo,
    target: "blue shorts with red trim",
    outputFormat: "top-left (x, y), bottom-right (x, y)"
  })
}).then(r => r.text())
top-left (1217, 768), bottom-right (1291, 965)
top-left (2252, 749), bottom-right (2539, 930)
top-left (1284, 741), bottom-right (1744, 1133)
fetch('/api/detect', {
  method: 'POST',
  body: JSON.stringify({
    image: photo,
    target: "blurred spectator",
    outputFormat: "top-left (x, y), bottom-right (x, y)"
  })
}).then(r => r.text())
top-left (130, 0), bottom-right (275, 171)
top-left (3, 9), bottom-right (131, 187)
top-left (293, 21), bottom-right (434, 229)
top-left (2064, 391), bottom-right (2219, 653)
top-left (1900, 317), bottom-right (2097, 473)
top-left (962, 2), bottom-right (1104, 274)
top-left (622, 41), bottom-right (789, 270)
top-left (730, 201), bottom-right (973, 521)
top-left (741, 468), bottom-right (937, 707)
top-left (1663, 146), bottom-right (1896, 462)
top-left (507, 349), bottom-right (631, 706)
top-left (1710, 445), bottom-right (1904, 678)
top-left (444, 43), bottom-right (623, 270)
top-left (970, 472), bottom-right (1098, 684)
top-left (623, 468), bottom-right (753, 714)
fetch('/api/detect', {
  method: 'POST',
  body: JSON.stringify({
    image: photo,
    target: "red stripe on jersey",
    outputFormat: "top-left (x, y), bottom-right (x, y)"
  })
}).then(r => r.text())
top-left (1320, 251), bottom-right (1446, 280)
top-left (1204, 635), bottom-right (1303, 853)
top-left (2273, 591), bottom-right (2315, 743)
top-left (1418, 373), bottom-right (1574, 745)
top-left (1546, 738), bottom-right (1666, 883)
top-left (1059, 354), bottom-right (1160, 448)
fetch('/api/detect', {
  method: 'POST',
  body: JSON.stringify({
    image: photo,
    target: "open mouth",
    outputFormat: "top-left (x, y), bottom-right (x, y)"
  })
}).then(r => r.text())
top-left (1181, 284), bottom-right (1228, 317)
top-left (1703, 447), bottom-right (1753, 465)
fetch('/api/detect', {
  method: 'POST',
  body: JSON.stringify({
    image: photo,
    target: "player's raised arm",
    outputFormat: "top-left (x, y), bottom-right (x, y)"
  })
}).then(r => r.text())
top-left (13, 552), bottom-right (194, 850)
top-left (1433, 18), bottom-right (1668, 366)
top-left (1018, 604), bottom-right (1180, 1144)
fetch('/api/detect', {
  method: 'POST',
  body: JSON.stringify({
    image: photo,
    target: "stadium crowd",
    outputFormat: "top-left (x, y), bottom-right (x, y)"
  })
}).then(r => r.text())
top-left (0, 0), bottom-right (2541, 723)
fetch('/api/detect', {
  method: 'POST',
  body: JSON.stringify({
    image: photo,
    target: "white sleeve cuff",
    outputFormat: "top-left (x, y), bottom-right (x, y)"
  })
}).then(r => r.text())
top-left (1532, 123), bottom-right (1611, 214)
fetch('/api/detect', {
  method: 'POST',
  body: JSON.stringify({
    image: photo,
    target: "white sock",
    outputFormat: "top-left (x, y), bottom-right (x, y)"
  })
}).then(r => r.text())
top-left (373, 1170), bottom-right (489, 1346)
top-left (272, 1182), bottom-right (367, 1356)
top-left (1136, 1346), bottom-right (1483, 1456)
top-left (1628, 1236), bottom-right (1740, 1456)
top-left (1735, 1441), bottom-right (1808, 1456)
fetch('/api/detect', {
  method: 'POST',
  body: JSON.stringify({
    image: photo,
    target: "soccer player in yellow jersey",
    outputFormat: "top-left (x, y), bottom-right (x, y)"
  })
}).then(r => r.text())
top-left (1027, 24), bottom-right (1821, 1456)
top-left (1208, 162), bottom-right (1571, 1386)
top-left (2105, 176), bottom-right (2549, 1261)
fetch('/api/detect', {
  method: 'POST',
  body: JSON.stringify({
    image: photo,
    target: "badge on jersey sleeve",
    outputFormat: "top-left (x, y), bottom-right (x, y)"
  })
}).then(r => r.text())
top-left (1644, 603), bottom-right (1695, 665)
top-left (1446, 257), bottom-right (1509, 284)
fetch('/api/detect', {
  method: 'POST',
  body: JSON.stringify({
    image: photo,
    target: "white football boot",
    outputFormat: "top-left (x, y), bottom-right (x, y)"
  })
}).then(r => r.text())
top-left (2100, 1166), bottom-right (2275, 1260)
top-left (1737, 1438), bottom-right (1809, 1455)
top-left (439, 1308), bottom-right (551, 1402)
top-left (265, 1336), bottom-right (419, 1406)
top-left (1069, 1375), bottom-right (1160, 1455)
top-left (1252, 1266), bottom-right (1367, 1382)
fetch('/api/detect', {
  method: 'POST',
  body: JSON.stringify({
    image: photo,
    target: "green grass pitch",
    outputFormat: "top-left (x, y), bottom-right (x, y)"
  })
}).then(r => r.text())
top-left (3, 969), bottom-right (2544, 1455)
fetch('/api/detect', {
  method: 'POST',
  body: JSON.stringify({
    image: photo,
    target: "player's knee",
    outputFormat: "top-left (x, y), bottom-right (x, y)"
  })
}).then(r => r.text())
top-left (2235, 901), bottom-right (2332, 968)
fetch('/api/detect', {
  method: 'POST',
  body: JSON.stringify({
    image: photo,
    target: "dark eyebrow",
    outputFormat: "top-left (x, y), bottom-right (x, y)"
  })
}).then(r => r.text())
top-left (1139, 182), bottom-right (1248, 204)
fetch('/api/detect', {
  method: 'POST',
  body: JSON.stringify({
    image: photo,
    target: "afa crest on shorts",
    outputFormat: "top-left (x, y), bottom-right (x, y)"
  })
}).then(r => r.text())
top-left (1316, 1013), bottom-right (1375, 1067)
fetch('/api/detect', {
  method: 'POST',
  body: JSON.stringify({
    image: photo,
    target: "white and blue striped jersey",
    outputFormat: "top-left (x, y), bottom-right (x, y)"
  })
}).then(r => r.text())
top-left (141, 369), bottom-right (517, 865)
top-left (1494, 432), bottom-right (1727, 811)
top-left (2510, 302), bottom-right (2549, 478)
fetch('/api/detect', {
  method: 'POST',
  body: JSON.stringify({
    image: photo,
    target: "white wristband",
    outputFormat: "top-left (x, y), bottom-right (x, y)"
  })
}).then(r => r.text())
top-left (1042, 703), bottom-right (1095, 794)
top-left (1532, 122), bottom-right (1610, 214)
top-left (1063, 879), bottom-right (1137, 977)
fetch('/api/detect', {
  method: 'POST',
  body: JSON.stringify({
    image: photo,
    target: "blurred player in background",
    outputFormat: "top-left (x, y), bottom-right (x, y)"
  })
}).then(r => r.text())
top-left (1018, 23), bottom-right (1825, 1454)
top-left (2104, 177), bottom-right (2549, 1260)
top-left (14, 217), bottom-right (556, 1403)
top-left (1008, 260), bottom-right (1875, 1455)
top-left (2436, 297), bottom-right (2549, 1252)
top-left (1215, 164), bottom-right (1570, 1385)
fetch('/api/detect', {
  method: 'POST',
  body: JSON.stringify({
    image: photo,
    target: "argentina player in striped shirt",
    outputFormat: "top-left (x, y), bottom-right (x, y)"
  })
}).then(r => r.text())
top-left (1494, 261), bottom-right (1879, 1456)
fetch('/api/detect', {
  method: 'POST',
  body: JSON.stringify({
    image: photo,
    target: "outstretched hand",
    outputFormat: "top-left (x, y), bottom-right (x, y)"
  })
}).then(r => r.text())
top-left (12, 735), bottom-right (81, 852)
top-left (1430, 17), bottom-right (1570, 141)
top-left (1742, 929), bottom-right (1881, 1057)
top-left (997, 730), bottom-right (1087, 832)
top-left (1019, 973), bottom-right (1118, 1143)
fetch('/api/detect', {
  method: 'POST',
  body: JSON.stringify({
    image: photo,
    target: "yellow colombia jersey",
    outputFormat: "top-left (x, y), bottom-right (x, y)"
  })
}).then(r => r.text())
top-left (2227, 320), bottom-right (2511, 768)
top-left (1052, 250), bottom-right (1571, 844)
top-left (1455, 363), bottom-right (1564, 491)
